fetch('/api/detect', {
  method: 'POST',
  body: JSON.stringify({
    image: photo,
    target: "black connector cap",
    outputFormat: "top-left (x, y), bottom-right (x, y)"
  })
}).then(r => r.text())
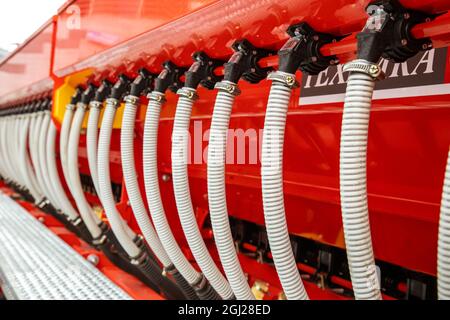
top-left (129, 68), bottom-right (157, 97)
top-left (223, 39), bottom-right (274, 84)
top-left (93, 79), bottom-right (112, 103)
top-left (278, 23), bottom-right (337, 75)
top-left (185, 51), bottom-right (225, 90)
top-left (110, 74), bottom-right (131, 100)
top-left (70, 86), bottom-right (84, 105)
top-left (81, 83), bottom-right (98, 105)
top-left (154, 61), bottom-right (186, 94)
top-left (357, 0), bottom-right (434, 63)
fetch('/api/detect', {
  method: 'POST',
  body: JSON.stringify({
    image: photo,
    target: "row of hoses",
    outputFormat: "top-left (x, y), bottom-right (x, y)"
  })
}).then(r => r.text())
top-left (1, 6), bottom-right (449, 302)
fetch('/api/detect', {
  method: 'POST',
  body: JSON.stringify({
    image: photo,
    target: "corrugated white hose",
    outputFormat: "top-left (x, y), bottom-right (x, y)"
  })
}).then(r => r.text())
top-left (38, 112), bottom-right (62, 210)
top-left (3, 116), bottom-right (17, 181)
top-left (30, 113), bottom-right (53, 202)
top-left (261, 73), bottom-right (309, 300)
top-left (120, 95), bottom-right (172, 266)
top-left (67, 105), bottom-right (102, 236)
top-left (9, 117), bottom-right (25, 187)
top-left (28, 113), bottom-right (47, 197)
top-left (172, 88), bottom-right (234, 299)
top-left (18, 115), bottom-right (43, 202)
top-left (207, 82), bottom-right (255, 300)
top-left (143, 92), bottom-right (202, 286)
top-left (46, 119), bottom-right (79, 220)
top-left (339, 60), bottom-right (382, 300)
top-left (86, 103), bottom-right (101, 196)
top-left (97, 98), bottom-right (140, 258)
top-left (60, 105), bottom-right (75, 192)
top-left (25, 114), bottom-right (44, 197)
top-left (438, 148), bottom-right (450, 300)
top-left (12, 116), bottom-right (26, 187)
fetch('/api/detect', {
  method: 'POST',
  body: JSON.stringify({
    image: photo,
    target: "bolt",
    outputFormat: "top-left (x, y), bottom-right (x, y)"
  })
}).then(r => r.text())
top-left (369, 64), bottom-right (380, 76)
top-left (161, 173), bottom-right (171, 182)
top-left (401, 39), bottom-right (408, 46)
top-left (87, 254), bottom-right (100, 266)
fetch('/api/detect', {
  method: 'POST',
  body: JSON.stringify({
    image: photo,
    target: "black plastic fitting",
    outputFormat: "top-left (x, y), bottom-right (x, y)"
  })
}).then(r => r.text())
top-left (80, 83), bottom-right (98, 105)
top-left (223, 39), bottom-right (274, 84)
top-left (129, 68), bottom-right (157, 97)
top-left (185, 51), bottom-right (225, 90)
top-left (93, 79), bottom-right (112, 103)
top-left (110, 74), bottom-right (131, 100)
top-left (357, 0), bottom-right (434, 63)
top-left (154, 61), bottom-right (186, 94)
top-left (70, 86), bottom-right (84, 105)
top-left (278, 22), bottom-right (337, 75)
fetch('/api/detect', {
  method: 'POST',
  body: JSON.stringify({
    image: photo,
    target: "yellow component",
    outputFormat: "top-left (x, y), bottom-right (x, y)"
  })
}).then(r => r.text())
top-left (251, 280), bottom-right (269, 300)
top-left (52, 69), bottom-right (93, 125)
top-left (53, 70), bottom-right (125, 129)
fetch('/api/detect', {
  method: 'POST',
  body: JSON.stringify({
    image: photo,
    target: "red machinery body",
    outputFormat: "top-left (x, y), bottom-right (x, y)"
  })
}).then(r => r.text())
top-left (1, 0), bottom-right (450, 300)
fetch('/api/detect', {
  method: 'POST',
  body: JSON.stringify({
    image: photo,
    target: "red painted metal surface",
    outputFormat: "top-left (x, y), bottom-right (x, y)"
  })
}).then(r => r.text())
top-left (2, 0), bottom-right (450, 299)
top-left (0, 20), bottom-right (55, 97)
top-left (52, 0), bottom-right (218, 73)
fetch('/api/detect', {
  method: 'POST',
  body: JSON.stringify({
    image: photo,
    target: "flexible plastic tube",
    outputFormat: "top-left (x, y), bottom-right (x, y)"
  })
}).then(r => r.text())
top-left (46, 119), bottom-right (79, 220)
top-left (28, 113), bottom-right (47, 198)
top-left (18, 115), bottom-right (42, 202)
top-left (120, 96), bottom-right (173, 266)
top-left (60, 105), bottom-right (76, 195)
top-left (97, 99), bottom-right (140, 258)
top-left (261, 75), bottom-right (309, 300)
top-left (86, 104), bottom-right (101, 196)
top-left (438, 148), bottom-right (450, 300)
top-left (68, 105), bottom-right (102, 237)
top-left (39, 112), bottom-right (63, 210)
top-left (206, 84), bottom-right (255, 300)
top-left (172, 90), bottom-right (234, 300)
top-left (339, 68), bottom-right (382, 300)
top-left (143, 92), bottom-right (203, 286)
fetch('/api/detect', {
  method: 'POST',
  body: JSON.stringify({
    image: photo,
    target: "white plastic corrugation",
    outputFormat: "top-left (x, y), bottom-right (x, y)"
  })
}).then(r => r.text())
top-left (67, 105), bottom-right (102, 236)
top-left (261, 75), bottom-right (309, 300)
top-left (172, 89), bottom-right (234, 299)
top-left (438, 148), bottom-right (450, 300)
top-left (38, 112), bottom-right (62, 210)
top-left (339, 65), bottom-right (382, 300)
top-left (86, 104), bottom-right (101, 196)
top-left (143, 92), bottom-right (202, 286)
top-left (120, 96), bottom-right (172, 266)
top-left (46, 119), bottom-right (79, 220)
top-left (206, 83), bottom-right (255, 300)
top-left (97, 99), bottom-right (140, 257)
